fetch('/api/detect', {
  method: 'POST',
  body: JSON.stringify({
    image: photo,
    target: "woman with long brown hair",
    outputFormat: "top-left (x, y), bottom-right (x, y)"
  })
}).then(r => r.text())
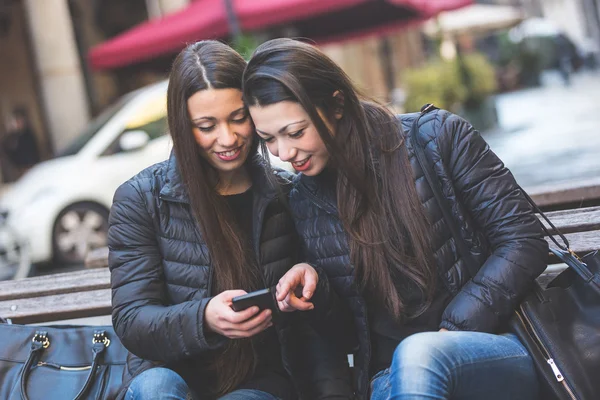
top-left (108, 40), bottom-right (348, 400)
top-left (243, 38), bottom-right (548, 400)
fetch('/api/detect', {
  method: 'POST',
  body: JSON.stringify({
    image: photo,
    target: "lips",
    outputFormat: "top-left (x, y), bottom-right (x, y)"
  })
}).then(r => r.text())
top-left (215, 146), bottom-right (243, 161)
top-left (292, 156), bottom-right (311, 172)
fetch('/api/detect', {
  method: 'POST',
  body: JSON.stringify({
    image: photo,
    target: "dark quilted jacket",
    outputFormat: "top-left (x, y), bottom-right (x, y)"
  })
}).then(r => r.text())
top-left (289, 109), bottom-right (548, 399)
top-left (108, 154), bottom-right (350, 399)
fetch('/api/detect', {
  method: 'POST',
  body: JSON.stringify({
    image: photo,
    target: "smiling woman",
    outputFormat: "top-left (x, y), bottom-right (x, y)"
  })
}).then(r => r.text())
top-left (187, 88), bottom-right (254, 192)
top-left (106, 40), bottom-right (350, 400)
top-left (250, 101), bottom-right (332, 174)
top-left (243, 38), bottom-right (547, 400)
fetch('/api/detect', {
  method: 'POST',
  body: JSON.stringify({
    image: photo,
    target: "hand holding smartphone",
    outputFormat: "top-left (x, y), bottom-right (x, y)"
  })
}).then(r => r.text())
top-left (231, 288), bottom-right (275, 312)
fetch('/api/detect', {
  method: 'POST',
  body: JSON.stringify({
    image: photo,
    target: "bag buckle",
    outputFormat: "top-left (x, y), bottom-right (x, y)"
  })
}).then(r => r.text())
top-left (32, 331), bottom-right (50, 349)
top-left (93, 331), bottom-right (110, 348)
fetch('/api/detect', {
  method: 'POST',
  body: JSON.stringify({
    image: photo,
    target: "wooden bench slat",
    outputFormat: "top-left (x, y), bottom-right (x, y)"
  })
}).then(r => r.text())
top-left (545, 230), bottom-right (600, 254)
top-left (0, 268), bottom-right (110, 302)
top-left (529, 177), bottom-right (600, 208)
top-left (542, 206), bottom-right (600, 234)
top-left (0, 289), bottom-right (111, 324)
top-left (0, 208), bottom-right (594, 326)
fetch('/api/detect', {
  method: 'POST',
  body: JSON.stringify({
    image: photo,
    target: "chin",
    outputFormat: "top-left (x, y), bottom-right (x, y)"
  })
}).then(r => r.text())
top-left (215, 160), bottom-right (246, 172)
top-left (303, 166), bottom-right (325, 176)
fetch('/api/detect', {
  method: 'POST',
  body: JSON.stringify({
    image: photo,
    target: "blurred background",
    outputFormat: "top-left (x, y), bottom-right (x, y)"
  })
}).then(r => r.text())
top-left (0, 0), bottom-right (599, 281)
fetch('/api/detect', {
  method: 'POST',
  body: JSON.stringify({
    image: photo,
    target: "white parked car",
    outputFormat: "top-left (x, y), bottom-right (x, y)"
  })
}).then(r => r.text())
top-left (0, 80), bottom-right (289, 279)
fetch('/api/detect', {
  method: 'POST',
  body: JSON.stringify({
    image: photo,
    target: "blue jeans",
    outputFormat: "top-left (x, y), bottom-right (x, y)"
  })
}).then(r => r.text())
top-left (126, 367), bottom-right (280, 400)
top-left (370, 331), bottom-right (538, 400)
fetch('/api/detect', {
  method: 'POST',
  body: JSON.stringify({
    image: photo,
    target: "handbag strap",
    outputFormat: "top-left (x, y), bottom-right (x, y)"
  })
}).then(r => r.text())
top-left (517, 188), bottom-right (598, 283)
top-left (409, 104), bottom-right (479, 277)
top-left (20, 330), bottom-right (110, 400)
top-left (409, 104), bottom-right (596, 283)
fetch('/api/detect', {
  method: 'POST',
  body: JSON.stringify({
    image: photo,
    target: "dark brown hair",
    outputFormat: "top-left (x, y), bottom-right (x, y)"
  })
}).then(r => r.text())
top-left (167, 40), bottom-right (258, 395)
top-left (243, 38), bottom-right (436, 318)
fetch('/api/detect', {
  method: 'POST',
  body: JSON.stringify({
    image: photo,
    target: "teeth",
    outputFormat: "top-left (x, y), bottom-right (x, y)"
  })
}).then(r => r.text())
top-left (293, 158), bottom-right (309, 166)
top-left (218, 148), bottom-right (239, 157)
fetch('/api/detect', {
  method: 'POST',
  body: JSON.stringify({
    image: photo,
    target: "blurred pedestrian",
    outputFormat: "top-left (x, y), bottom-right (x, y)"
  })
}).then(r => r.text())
top-left (555, 33), bottom-right (577, 85)
top-left (1, 107), bottom-right (40, 178)
top-left (243, 38), bottom-right (547, 400)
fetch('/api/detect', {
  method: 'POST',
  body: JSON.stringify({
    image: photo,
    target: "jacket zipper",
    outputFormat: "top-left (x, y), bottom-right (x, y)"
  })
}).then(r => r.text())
top-left (515, 306), bottom-right (577, 400)
top-left (37, 361), bottom-right (92, 371)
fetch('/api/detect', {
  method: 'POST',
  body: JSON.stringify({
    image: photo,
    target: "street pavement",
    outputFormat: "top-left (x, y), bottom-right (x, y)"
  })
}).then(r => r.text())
top-left (482, 70), bottom-right (600, 189)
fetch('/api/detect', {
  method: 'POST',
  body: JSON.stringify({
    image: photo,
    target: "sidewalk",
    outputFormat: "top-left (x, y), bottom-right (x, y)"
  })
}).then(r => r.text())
top-left (482, 71), bottom-right (600, 189)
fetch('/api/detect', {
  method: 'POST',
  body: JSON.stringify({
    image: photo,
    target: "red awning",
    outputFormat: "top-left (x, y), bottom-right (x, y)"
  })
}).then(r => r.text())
top-left (88, 0), bottom-right (472, 71)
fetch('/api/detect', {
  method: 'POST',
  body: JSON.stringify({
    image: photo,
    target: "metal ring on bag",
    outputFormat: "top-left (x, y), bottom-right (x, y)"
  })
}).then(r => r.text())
top-left (32, 332), bottom-right (50, 349)
top-left (92, 332), bottom-right (110, 347)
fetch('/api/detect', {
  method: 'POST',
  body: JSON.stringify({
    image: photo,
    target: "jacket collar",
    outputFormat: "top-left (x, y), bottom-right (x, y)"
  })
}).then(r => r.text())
top-left (295, 169), bottom-right (338, 215)
top-left (160, 151), bottom-right (284, 203)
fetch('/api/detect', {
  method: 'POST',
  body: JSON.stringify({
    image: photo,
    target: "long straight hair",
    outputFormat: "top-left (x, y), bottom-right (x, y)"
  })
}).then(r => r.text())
top-left (167, 40), bottom-right (259, 395)
top-left (243, 38), bottom-right (437, 318)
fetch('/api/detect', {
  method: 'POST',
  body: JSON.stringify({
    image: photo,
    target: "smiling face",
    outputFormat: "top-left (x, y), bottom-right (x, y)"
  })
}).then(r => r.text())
top-left (187, 88), bottom-right (253, 176)
top-left (249, 101), bottom-right (334, 176)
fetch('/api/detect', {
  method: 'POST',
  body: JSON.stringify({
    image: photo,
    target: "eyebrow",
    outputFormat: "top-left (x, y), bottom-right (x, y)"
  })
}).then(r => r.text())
top-left (256, 120), bottom-right (306, 136)
top-left (191, 107), bottom-right (246, 123)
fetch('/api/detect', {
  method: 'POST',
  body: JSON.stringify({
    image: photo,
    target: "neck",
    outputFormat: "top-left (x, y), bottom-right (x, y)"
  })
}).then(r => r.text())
top-left (216, 166), bottom-right (252, 195)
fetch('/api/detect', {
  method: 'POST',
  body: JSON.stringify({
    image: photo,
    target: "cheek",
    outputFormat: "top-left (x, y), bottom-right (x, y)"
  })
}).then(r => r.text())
top-left (192, 128), bottom-right (211, 150)
top-left (239, 121), bottom-right (254, 140)
top-left (265, 141), bottom-right (278, 155)
top-left (306, 131), bottom-right (328, 155)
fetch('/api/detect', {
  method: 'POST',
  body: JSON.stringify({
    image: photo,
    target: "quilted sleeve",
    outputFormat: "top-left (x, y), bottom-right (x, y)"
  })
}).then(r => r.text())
top-left (437, 113), bottom-right (548, 332)
top-left (108, 181), bottom-right (225, 363)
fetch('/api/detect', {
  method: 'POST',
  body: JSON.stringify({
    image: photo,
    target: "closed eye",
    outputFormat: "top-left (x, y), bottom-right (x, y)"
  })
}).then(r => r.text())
top-left (232, 114), bottom-right (249, 124)
top-left (259, 135), bottom-right (275, 143)
top-left (289, 129), bottom-right (304, 138)
top-left (197, 125), bottom-right (215, 133)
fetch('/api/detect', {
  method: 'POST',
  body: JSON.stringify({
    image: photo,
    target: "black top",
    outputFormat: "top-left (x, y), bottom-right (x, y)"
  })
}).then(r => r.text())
top-left (367, 272), bottom-right (452, 377)
top-left (224, 188), bottom-right (255, 251)
top-left (219, 188), bottom-right (294, 399)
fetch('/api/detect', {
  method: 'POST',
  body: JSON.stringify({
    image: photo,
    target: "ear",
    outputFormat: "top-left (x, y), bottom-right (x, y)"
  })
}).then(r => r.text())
top-left (332, 90), bottom-right (344, 120)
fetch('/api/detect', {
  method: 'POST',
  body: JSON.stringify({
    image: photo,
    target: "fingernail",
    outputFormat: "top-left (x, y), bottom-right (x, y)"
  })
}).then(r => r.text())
top-left (305, 291), bottom-right (312, 298)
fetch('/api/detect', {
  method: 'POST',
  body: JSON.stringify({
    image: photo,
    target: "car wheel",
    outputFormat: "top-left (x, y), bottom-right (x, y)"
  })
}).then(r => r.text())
top-left (52, 202), bottom-right (109, 265)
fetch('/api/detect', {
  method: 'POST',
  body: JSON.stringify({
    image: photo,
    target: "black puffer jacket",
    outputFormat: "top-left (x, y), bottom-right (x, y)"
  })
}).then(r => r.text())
top-left (289, 109), bottom-right (548, 399)
top-left (108, 154), bottom-right (349, 399)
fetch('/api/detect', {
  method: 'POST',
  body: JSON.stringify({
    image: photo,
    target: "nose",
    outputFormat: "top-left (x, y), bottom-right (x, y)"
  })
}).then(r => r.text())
top-left (217, 124), bottom-right (237, 148)
top-left (277, 140), bottom-right (297, 162)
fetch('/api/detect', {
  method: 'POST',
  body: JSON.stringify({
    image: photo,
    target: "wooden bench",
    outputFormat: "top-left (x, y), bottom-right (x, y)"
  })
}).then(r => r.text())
top-left (529, 177), bottom-right (600, 211)
top-left (1, 206), bottom-right (599, 325)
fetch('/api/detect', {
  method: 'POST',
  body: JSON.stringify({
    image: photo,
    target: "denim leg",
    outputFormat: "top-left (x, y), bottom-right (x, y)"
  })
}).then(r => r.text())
top-left (370, 368), bottom-right (392, 400)
top-left (125, 367), bottom-right (193, 400)
top-left (388, 331), bottom-right (538, 400)
top-left (218, 389), bottom-right (279, 400)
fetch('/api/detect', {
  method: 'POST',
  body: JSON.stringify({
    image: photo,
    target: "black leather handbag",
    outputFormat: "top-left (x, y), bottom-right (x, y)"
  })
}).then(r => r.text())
top-left (410, 105), bottom-right (600, 400)
top-left (0, 321), bottom-right (128, 400)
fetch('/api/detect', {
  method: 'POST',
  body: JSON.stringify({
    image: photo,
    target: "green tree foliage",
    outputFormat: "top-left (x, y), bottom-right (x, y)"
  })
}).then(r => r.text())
top-left (404, 53), bottom-right (497, 113)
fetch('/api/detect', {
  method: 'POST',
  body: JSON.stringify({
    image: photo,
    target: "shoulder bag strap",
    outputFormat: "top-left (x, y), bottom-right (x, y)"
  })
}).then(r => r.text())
top-left (410, 104), bottom-right (595, 283)
top-left (409, 104), bottom-right (480, 278)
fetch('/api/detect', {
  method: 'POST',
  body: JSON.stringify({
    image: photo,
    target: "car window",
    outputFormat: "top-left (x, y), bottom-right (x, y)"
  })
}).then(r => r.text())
top-left (101, 93), bottom-right (168, 156)
top-left (57, 93), bottom-right (134, 157)
top-left (123, 94), bottom-right (168, 140)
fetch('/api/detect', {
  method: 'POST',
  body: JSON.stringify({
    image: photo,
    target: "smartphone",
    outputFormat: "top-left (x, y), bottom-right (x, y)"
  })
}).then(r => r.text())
top-left (231, 288), bottom-right (275, 312)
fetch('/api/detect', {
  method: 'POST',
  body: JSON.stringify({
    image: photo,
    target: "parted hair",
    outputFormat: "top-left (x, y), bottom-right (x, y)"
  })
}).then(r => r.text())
top-left (243, 38), bottom-right (437, 319)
